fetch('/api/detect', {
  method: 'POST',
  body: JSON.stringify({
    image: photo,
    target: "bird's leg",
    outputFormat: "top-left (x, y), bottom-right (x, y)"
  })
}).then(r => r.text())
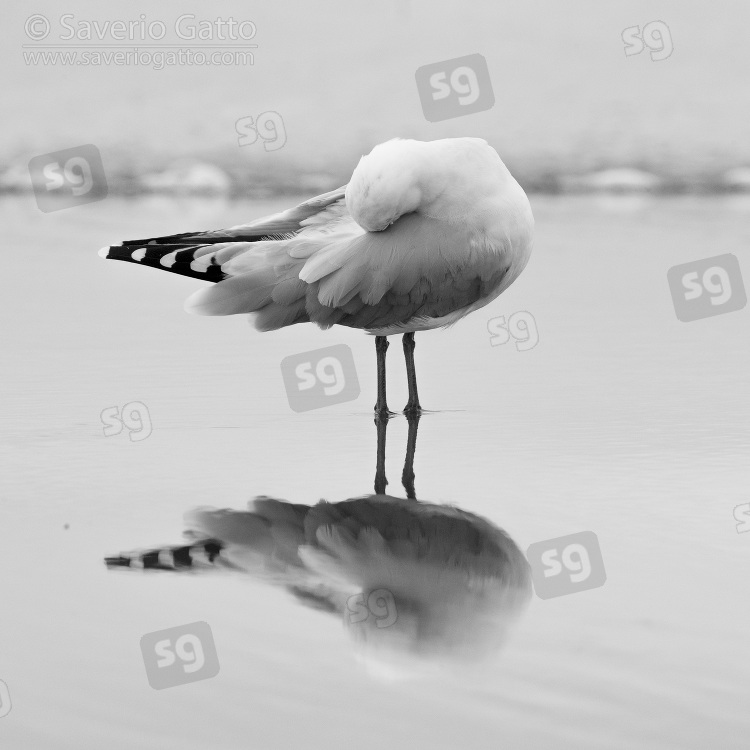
top-left (402, 332), bottom-right (422, 415)
top-left (401, 410), bottom-right (421, 500)
top-left (374, 409), bottom-right (389, 495)
top-left (374, 335), bottom-right (394, 418)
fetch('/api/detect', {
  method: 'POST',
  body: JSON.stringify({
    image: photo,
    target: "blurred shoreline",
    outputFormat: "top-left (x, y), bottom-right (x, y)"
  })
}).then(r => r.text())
top-left (6, 149), bottom-right (750, 197)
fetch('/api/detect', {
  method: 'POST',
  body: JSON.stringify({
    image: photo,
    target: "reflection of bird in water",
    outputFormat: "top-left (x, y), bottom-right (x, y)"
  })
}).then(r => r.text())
top-left (100, 137), bottom-right (534, 416)
top-left (106, 416), bottom-right (531, 676)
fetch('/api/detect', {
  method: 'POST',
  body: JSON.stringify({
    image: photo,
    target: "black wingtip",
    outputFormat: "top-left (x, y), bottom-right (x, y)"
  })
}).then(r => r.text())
top-left (97, 243), bottom-right (227, 282)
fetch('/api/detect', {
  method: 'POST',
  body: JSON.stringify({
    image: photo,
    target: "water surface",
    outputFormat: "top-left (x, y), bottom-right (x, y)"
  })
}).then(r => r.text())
top-left (1, 196), bottom-right (749, 749)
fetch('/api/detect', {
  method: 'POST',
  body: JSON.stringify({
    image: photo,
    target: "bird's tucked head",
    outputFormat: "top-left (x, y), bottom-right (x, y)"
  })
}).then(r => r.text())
top-left (345, 137), bottom-right (524, 234)
top-left (345, 139), bottom-right (433, 232)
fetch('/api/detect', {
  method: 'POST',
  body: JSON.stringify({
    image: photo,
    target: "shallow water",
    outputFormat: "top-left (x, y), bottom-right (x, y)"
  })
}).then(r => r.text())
top-left (1, 195), bottom-right (749, 749)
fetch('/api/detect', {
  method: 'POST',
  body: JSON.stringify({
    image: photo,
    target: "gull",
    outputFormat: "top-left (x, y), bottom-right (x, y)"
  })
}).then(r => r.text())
top-left (105, 493), bottom-right (531, 674)
top-left (104, 411), bottom-right (531, 676)
top-left (99, 137), bottom-right (534, 416)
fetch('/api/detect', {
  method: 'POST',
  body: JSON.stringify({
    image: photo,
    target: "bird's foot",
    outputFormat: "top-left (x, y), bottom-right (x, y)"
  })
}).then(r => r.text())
top-left (403, 402), bottom-right (423, 417)
top-left (374, 405), bottom-right (396, 422)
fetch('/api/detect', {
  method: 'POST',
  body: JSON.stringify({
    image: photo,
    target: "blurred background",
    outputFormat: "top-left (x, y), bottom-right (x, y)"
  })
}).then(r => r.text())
top-left (4, 0), bottom-right (750, 193)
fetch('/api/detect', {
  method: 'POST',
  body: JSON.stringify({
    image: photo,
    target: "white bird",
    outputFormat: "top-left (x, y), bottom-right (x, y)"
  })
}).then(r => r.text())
top-left (100, 137), bottom-right (534, 415)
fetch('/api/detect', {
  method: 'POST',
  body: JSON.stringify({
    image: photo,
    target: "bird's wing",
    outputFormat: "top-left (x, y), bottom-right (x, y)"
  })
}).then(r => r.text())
top-left (122, 185), bottom-right (347, 244)
top-left (102, 188), bottom-right (516, 332)
top-left (184, 210), bottom-right (514, 331)
top-left (303, 213), bottom-right (515, 331)
top-left (99, 186), bottom-right (349, 282)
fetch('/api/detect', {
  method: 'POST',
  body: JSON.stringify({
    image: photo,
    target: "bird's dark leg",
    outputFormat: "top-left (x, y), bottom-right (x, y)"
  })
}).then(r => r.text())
top-left (374, 410), bottom-right (389, 495)
top-left (401, 410), bottom-right (421, 499)
top-left (403, 332), bottom-right (422, 415)
top-left (374, 335), bottom-right (394, 418)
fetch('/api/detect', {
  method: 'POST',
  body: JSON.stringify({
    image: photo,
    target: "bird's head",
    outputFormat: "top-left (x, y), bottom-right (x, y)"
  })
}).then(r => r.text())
top-left (345, 139), bottom-right (431, 232)
top-left (345, 137), bottom-right (524, 234)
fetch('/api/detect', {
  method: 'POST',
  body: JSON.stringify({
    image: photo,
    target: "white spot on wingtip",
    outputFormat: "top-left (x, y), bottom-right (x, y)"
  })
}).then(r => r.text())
top-left (98, 246), bottom-right (110, 258)
top-left (160, 253), bottom-right (176, 268)
top-left (131, 249), bottom-right (146, 261)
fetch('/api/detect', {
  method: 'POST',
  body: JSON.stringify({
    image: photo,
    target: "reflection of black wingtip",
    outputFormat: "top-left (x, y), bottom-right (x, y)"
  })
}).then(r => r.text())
top-left (104, 555), bottom-right (131, 568)
top-left (104, 539), bottom-right (225, 571)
